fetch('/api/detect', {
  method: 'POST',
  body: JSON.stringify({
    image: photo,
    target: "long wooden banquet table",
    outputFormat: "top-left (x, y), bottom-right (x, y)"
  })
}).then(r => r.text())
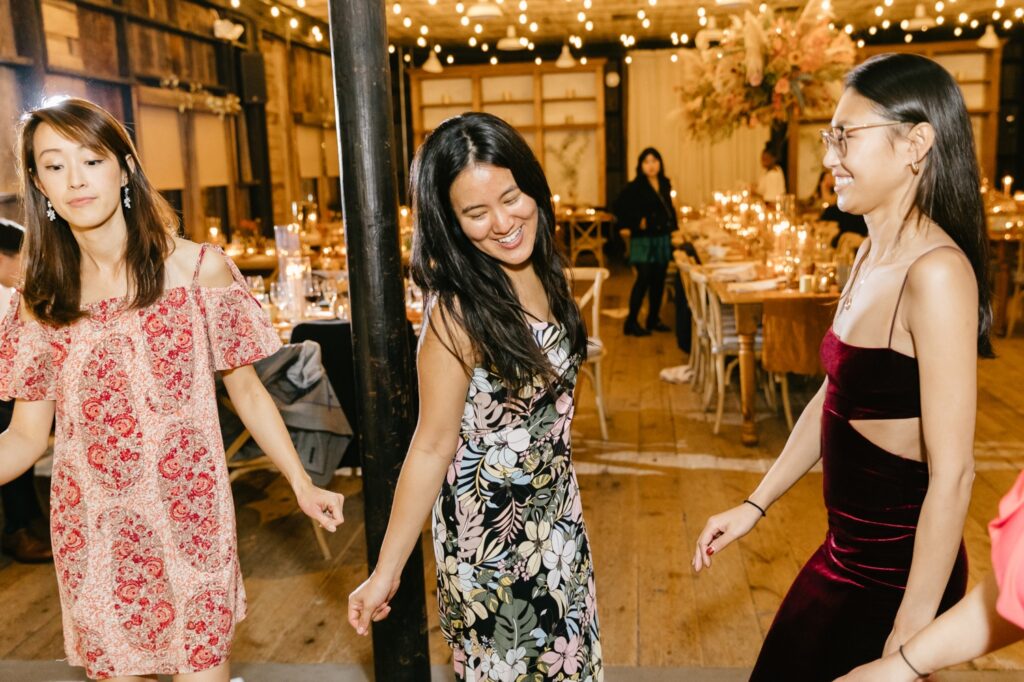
top-left (709, 280), bottom-right (838, 446)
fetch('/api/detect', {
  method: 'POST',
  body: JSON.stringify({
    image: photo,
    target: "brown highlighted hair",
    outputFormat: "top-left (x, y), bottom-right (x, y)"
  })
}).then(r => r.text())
top-left (17, 97), bottom-right (177, 326)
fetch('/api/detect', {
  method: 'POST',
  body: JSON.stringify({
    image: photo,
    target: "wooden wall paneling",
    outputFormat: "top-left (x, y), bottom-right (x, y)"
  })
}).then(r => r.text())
top-left (0, 0), bottom-right (16, 60)
top-left (176, 0), bottom-right (216, 35)
top-left (595, 66), bottom-right (606, 204)
top-left (0, 67), bottom-right (22, 198)
top-left (261, 36), bottom-right (296, 225)
top-left (77, 5), bottom-right (119, 78)
top-left (41, 0), bottom-right (85, 73)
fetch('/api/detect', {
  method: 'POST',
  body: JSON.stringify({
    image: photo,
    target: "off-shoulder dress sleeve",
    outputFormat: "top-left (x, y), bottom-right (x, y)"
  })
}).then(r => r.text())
top-left (0, 291), bottom-right (63, 401)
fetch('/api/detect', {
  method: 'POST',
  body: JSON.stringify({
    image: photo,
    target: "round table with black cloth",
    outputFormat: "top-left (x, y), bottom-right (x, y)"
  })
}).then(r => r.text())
top-left (289, 319), bottom-right (418, 469)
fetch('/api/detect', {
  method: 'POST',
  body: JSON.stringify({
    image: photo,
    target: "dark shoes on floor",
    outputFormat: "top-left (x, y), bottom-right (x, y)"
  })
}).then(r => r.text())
top-left (2, 528), bottom-right (53, 564)
top-left (623, 319), bottom-right (652, 336)
top-left (648, 321), bottom-right (671, 333)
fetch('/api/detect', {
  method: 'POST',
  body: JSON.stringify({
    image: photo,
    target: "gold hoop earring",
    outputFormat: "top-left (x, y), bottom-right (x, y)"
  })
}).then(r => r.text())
top-left (910, 160), bottom-right (920, 175)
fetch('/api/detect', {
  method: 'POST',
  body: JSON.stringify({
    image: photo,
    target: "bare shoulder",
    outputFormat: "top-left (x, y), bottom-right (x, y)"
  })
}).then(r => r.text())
top-left (168, 238), bottom-right (234, 288)
top-left (420, 295), bottom-right (475, 365)
top-left (906, 243), bottom-right (975, 295)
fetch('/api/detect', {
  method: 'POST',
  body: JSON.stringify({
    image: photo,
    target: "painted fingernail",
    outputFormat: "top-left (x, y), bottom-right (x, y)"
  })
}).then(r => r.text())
top-left (706, 547), bottom-right (714, 555)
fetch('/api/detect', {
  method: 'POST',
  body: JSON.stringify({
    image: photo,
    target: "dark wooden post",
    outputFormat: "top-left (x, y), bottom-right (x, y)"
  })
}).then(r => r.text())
top-left (327, 2), bottom-right (431, 680)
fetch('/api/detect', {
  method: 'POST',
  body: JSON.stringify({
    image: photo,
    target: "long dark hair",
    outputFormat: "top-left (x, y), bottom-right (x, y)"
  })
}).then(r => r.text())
top-left (846, 53), bottom-right (992, 357)
top-left (635, 146), bottom-right (672, 196)
top-left (17, 97), bottom-right (176, 326)
top-left (410, 112), bottom-right (586, 391)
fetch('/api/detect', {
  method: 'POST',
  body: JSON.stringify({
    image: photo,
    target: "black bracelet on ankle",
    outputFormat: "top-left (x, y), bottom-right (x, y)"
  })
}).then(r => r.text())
top-left (742, 499), bottom-right (767, 517)
top-left (898, 644), bottom-right (927, 678)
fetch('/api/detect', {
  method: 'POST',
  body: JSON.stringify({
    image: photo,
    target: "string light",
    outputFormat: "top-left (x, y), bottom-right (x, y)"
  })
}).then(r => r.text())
top-left (625, 55), bottom-right (633, 64)
top-left (881, 19), bottom-right (891, 28)
top-left (447, 55), bottom-right (455, 64)
top-left (670, 53), bottom-right (678, 62)
top-left (434, 44), bottom-right (441, 52)
top-left (481, 42), bottom-right (489, 51)
top-left (230, 0), bottom-right (240, 7)
top-left (535, 56), bottom-right (542, 65)
top-left (954, 26), bottom-right (963, 35)
top-left (681, 33), bottom-right (689, 43)
top-left (474, 23), bottom-right (483, 33)
top-left (289, 17), bottom-right (299, 29)
top-left (904, 33), bottom-right (913, 41)
top-left (490, 56), bottom-right (498, 64)
top-left (874, 6), bottom-right (883, 16)
top-left (455, 2), bottom-right (464, 12)
top-left (270, 5), bottom-right (280, 17)
top-left (416, 36), bottom-right (426, 46)
top-left (420, 25), bottom-right (429, 35)
top-left (296, 0), bottom-right (306, 6)
top-left (580, 56), bottom-right (587, 64)
top-left (970, 18), bottom-right (979, 27)
top-left (388, 44), bottom-right (395, 53)
top-left (468, 36), bottom-right (477, 46)
top-left (869, 25), bottom-right (878, 34)
top-left (460, 16), bottom-right (469, 25)
top-left (392, 3), bottom-right (401, 14)
top-left (403, 16), bottom-right (412, 27)
top-left (530, 21), bottom-right (538, 32)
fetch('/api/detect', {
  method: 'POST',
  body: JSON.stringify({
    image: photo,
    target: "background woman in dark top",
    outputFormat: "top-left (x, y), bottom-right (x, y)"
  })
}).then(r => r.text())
top-left (614, 147), bottom-right (677, 336)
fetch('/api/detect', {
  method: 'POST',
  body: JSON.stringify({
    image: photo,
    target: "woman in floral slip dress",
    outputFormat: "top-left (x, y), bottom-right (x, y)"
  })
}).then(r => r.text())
top-left (347, 112), bottom-right (602, 681)
top-left (0, 98), bottom-right (345, 682)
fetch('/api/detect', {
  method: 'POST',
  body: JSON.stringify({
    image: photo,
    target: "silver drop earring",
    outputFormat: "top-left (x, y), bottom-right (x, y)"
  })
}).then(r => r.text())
top-left (46, 200), bottom-right (56, 222)
top-left (123, 185), bottom-right (131, 210)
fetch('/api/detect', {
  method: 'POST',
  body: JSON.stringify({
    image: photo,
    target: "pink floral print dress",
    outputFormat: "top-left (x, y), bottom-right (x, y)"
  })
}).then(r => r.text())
top-left (0, 245), bottom-right (280, 679)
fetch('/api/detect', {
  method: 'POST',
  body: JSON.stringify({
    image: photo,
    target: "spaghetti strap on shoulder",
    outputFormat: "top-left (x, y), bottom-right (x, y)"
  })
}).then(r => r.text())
top-left (191, 243), bottom-right (212, 284)
top-left (887, 244), bottom-right (963, 348)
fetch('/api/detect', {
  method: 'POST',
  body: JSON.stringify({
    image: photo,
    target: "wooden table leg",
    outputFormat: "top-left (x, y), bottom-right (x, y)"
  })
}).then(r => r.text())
top-left (734, 303), bottom-right (762, 446)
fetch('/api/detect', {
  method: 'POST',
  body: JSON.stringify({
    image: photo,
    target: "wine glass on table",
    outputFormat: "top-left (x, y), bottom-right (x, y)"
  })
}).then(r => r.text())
top-left (246, 276), bottom-right (266, 305)
top-left (321, 278), bottom-right (339, 315)
top-left (304, 279), bottom-right (321, 316)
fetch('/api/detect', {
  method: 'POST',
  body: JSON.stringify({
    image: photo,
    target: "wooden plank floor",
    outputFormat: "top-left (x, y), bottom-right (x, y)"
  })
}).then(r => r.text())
top-left (2, 265), bottom-right (1024, 674)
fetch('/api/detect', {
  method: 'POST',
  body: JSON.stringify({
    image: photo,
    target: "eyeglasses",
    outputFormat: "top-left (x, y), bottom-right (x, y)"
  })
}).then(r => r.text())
top-left (819, 122), bottom-right (903, 157)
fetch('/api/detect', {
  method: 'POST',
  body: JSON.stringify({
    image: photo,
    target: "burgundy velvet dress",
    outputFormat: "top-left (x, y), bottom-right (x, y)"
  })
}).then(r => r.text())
top-left (749, 299), bottom-right (968, 680)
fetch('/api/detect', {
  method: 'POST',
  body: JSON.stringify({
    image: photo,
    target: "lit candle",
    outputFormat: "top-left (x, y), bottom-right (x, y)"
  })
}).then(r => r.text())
top-left (1003, 175), bottom-right (1014, 197)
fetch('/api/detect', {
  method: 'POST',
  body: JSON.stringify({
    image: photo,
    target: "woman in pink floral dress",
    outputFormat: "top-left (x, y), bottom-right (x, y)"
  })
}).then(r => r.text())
top-left (0, 98), bottom-right (345, 682)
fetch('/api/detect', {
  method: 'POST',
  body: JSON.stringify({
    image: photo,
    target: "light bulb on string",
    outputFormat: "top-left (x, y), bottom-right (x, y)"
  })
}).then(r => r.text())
top-left (586, 20), bottom-right (594, 30)
top-left (580, 56), bottom-right (587, 64)
top-left (289, 17), bottom-right (299, 29)
top-left (456, 2), bottom-right (465, 12)
top-left (882, 19), bottom-right (891, 27)
top-left (469, 36), bottom-right (477, 46)
top-left (416, 36), bottom-right (426, 46)
top-left (490, 56), bottom-right (498, 64)
top-left (869, 25), bottom-right (877, 34)
top-left (954, 25), bottom-right (963, 34)
top-left (936, 16), bottom-right (944, 24)
top-left (420, 25), bottom-right (429, 35)
top-left (271, 6), bottom-right (280, 17)
top-left (481, 42), bottom-right (489, 51)
top-left (970, 18), bottom-right (979, 26)
top-left (874, 6), bottom-right (883, 16)
top-left (474, 23), bottom-right (483, 33)
top-left (992, 10), bottom-right (1001, 20)
top-left (519, 13), bottom-right (527, 24)
top-left (297, 0), bottom-right (306, 6)
top-left (905, 33), bottom-right (913, 41)
top-left (434, 44), bottom-right (441, 52)
top-left (230, 0), bottom-right (239, 7)
top-left (393, 3), bottom-right (401, 14)
top-left (530, 21), bottom-right (538, 31)
top-left (681, 33), bottom-right (689, 43)
top-left (403, 16), bottom-right (412, 27)
top-left (461, 16), bottom-right (469, 25)
top-left (447, 55), bottom-right (454, 64)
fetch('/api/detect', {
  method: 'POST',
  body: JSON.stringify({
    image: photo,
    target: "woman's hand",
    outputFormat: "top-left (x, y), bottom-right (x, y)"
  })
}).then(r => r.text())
top-left (294, 481), bottom-right (345, 532)
top-left (692, 503), bottom-right (763, 572)
top-left (348, 571), bottom-right (401, 635)
top-left (834, 654), bottom-right (921, 681)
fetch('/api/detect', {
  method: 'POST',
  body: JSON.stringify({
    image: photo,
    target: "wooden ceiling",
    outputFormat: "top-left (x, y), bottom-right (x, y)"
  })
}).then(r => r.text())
top-left (279, 0), bottom-right (1016, 47)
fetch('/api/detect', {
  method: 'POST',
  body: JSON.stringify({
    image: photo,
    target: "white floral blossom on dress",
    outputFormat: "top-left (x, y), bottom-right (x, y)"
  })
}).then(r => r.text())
top-left (543, 528), bottom-right (577, 590)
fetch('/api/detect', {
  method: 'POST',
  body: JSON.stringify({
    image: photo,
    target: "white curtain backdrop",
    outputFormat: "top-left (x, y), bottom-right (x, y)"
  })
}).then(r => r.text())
top-left (626, 49), bottom-right (770, 207)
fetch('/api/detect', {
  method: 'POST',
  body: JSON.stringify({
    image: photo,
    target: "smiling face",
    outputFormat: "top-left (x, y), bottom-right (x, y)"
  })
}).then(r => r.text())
top-left (824, 89), bottom-right (917, 217)
top-left (449, 162), bottom-right (539, 272)
top-left (32, 122), bottom-right (128, 231)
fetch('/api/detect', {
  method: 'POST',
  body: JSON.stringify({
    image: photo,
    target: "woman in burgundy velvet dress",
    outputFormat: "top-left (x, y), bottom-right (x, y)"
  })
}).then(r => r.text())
top-left (692, 53), bottom-right (992, 681)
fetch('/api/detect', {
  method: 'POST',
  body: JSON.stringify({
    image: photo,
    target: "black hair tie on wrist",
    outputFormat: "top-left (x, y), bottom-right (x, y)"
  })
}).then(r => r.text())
top-left (898, 644), bottom-right (927, 678)
top-left (743, 499), bottom-right (767, 517)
